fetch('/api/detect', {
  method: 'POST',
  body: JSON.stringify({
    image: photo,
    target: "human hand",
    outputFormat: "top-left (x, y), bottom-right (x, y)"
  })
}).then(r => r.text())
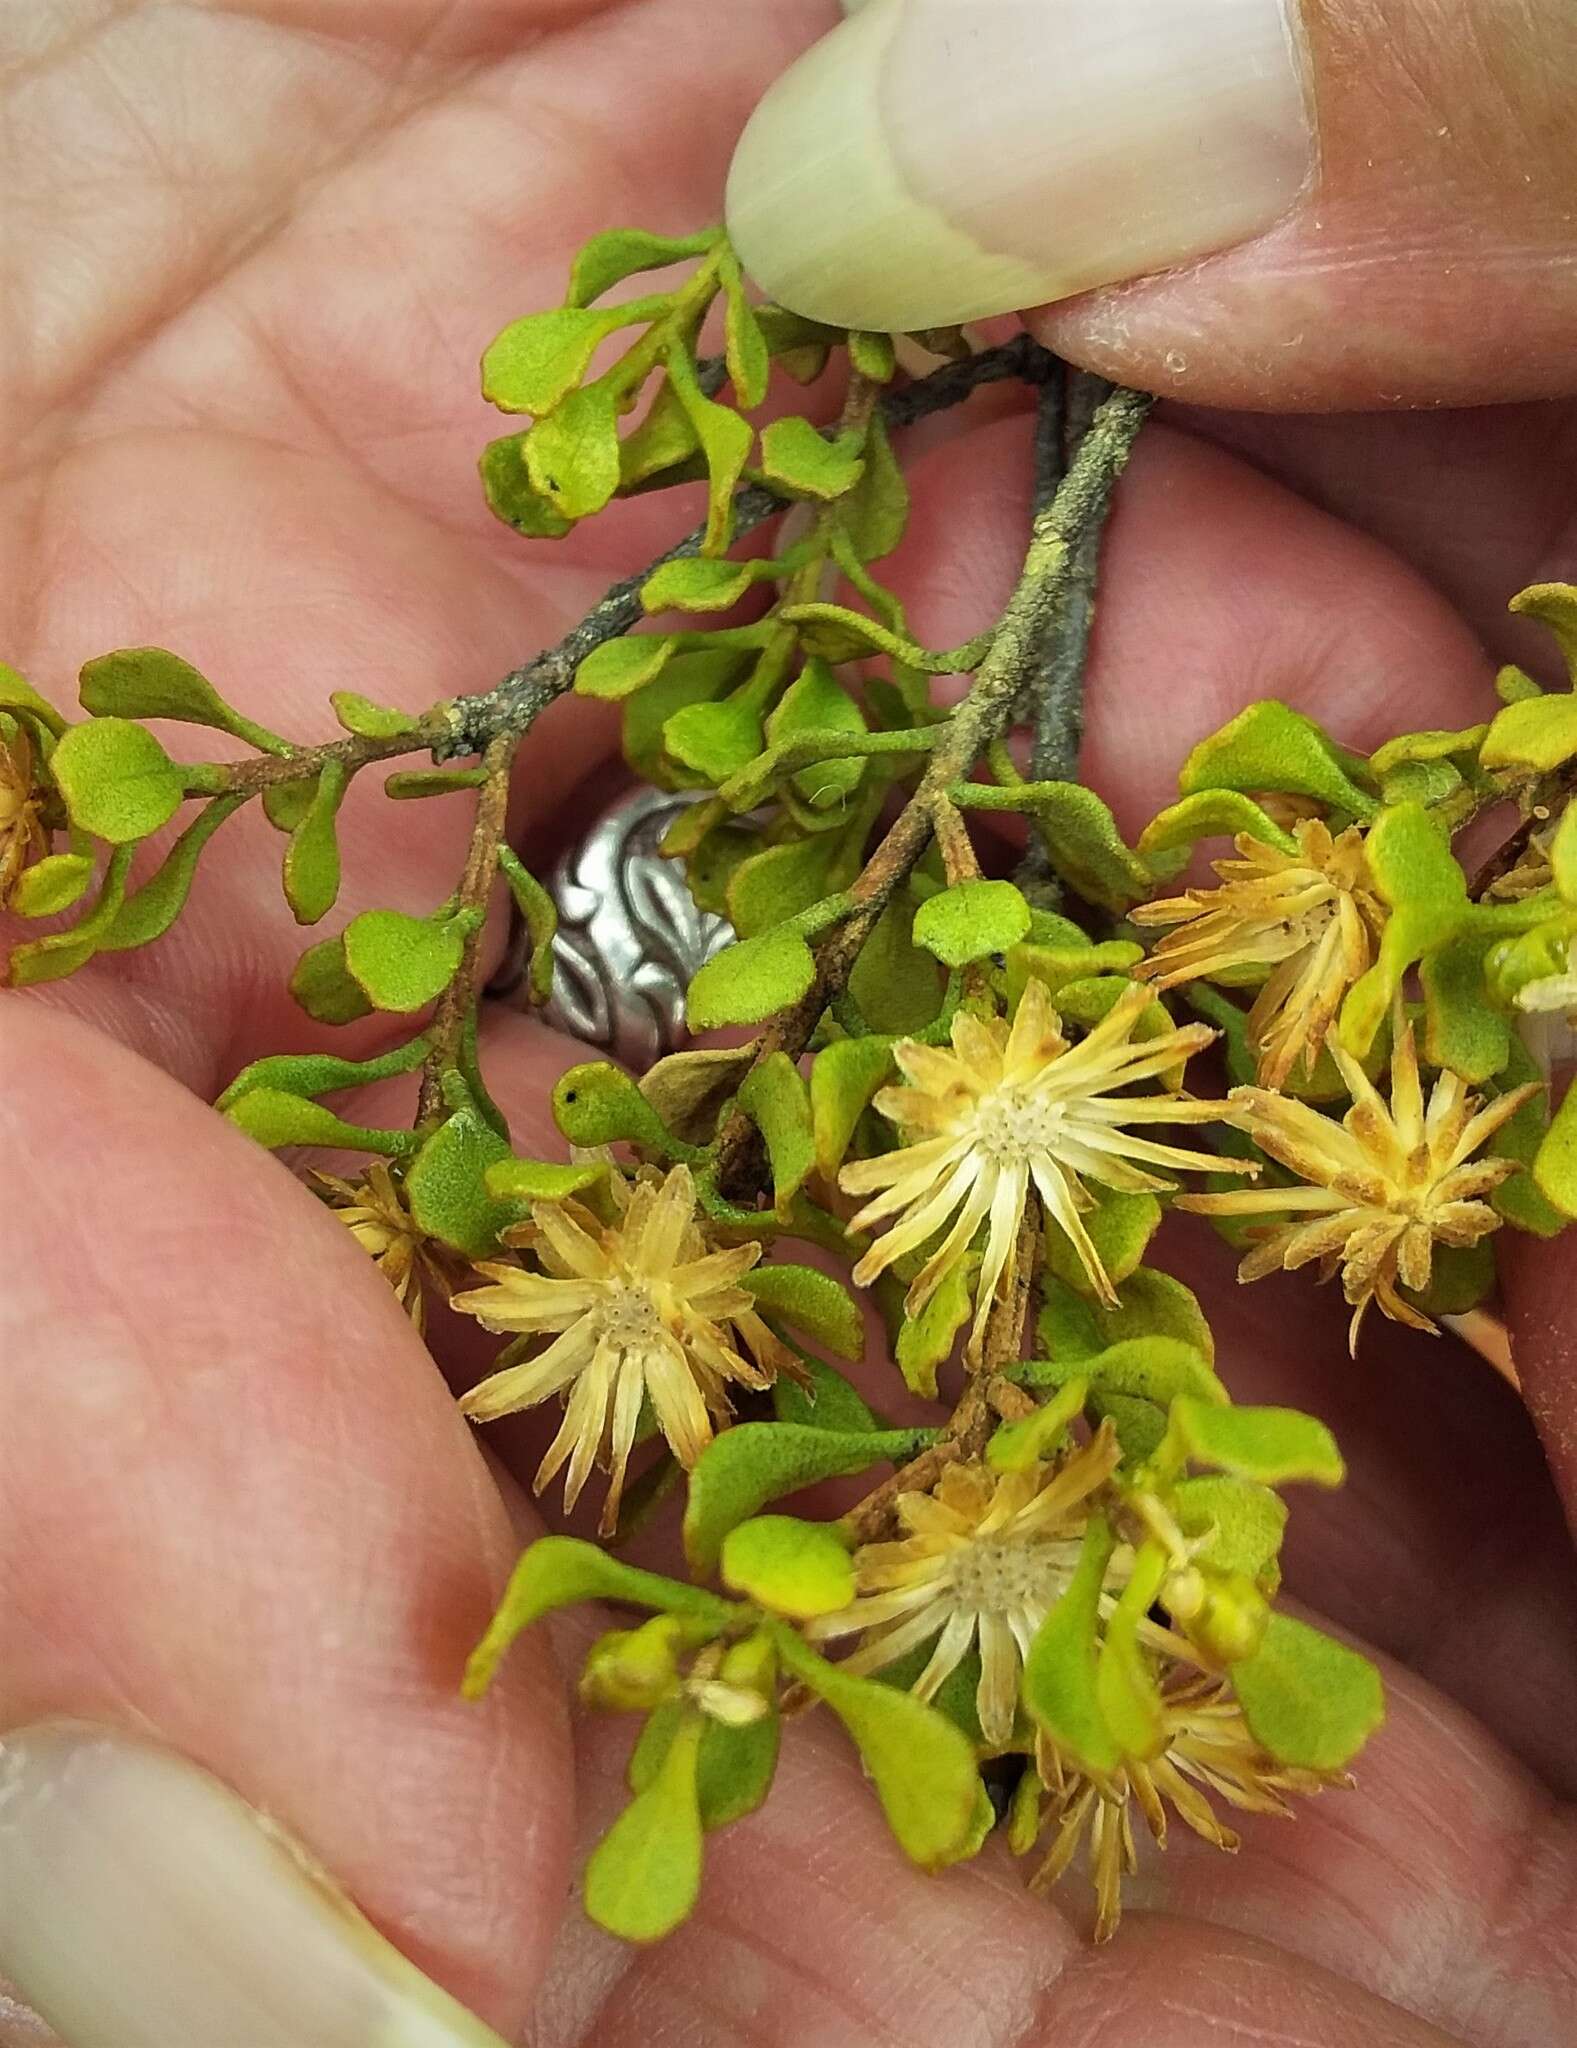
top-left (1, 6), bottom-right (1574, 2047)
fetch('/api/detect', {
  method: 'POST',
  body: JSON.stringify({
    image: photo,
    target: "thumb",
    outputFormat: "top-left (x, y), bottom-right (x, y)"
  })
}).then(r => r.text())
top-left (727, 0), bottom-right (1577, 407)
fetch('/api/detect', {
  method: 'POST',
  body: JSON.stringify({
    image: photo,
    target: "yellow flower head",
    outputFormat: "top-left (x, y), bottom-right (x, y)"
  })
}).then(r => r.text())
top-left (1029, 1672), bottom-right (1338, 1941)
top-left (315, 1161), bottom-right (447, 1334)
top-left (1132, 819), bottom-right (1387, 1089)
top-left (809, 1430), bottom-right (1121, 1748)
top-left (840, 978), bottom-right (1246, 1359)
top-left (0, 720), bottom-right (50, 907)
top-left (1179, 1011), bottom-right (1539, 1351)
top-left (451, 1164), bottom-right (787, 1535)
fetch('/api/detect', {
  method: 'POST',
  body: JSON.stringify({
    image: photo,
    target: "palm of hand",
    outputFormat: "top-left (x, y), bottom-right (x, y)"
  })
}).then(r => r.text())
top-left (3, 7), bottom-right (1575, 2045)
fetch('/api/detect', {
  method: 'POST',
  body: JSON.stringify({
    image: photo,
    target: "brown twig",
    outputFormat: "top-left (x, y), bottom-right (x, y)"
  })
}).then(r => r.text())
top-left (415, 732), bottom-right (518, 1127)
top-left (712, 384), bottom-right (1155, 1198)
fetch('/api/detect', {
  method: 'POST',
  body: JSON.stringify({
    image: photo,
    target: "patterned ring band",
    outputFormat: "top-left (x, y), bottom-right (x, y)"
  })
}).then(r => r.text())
top-left (492, 788), bottom-right (735, 1072)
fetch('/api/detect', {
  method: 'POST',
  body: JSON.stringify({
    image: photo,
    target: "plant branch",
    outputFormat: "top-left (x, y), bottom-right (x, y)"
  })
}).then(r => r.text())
top-left (711, 383), bottom-right (1155, 1196)
top-left (415, 732), bottom-right (518, 1127)
top-left (442, 336), bottom-right (1054, 758)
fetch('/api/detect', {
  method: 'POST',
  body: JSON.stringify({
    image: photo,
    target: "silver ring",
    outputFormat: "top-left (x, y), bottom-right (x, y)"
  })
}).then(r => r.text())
top-left (495, 789), bottom-right (736, 1071)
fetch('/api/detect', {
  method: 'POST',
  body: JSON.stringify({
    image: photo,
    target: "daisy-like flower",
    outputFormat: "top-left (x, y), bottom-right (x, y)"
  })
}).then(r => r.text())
top-left (1179, 1011), bottom-right (1539, 1350)
top-left (807, 1429), bottom-right (1121, 1747)
top-left (1029, 1672), bottom-right (1339, 1941)
top-left (451, 1164), bottom-right (788, 1535)
top-left (1131, 819), bottom-right (1387, 1089)
top-left (839, 977), bottom-right (1247, 1357)
top-left (315, 1162), bottom-right (449, 1334)
top-left (0, 719), bottom-right (50, 907)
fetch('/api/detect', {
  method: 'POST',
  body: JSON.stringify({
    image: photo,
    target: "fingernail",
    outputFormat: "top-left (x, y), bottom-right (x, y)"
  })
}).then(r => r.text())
top-left (727, 0), bottom-right (1313, 331)
top-left (0, 1723), bottom-right (509, 2048)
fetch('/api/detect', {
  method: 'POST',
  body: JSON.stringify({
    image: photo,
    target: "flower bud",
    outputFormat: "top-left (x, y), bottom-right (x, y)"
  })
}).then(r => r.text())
top-left (578, 1617), bottom-right (685, 1712)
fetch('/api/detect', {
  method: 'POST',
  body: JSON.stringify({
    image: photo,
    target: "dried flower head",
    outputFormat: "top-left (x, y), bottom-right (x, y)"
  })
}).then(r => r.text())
top-left (808, 1429), bottom-right (1121, 1747)
top-left (1029, 1671), bottom-right (1339, 1940)
top-left (0, 719), bottom-right (50, 906)
top-left (840, 978), bottom-right (1246, 1357)
top-left (314, 1162), bottom-right (449, 1333)
top-left (451, 1164), bottom-right (788, 1534)
top-left (1132, 819), bottom-right (1387, 1089)
top-left (1180, 1011), bottom-right (1539, 1349)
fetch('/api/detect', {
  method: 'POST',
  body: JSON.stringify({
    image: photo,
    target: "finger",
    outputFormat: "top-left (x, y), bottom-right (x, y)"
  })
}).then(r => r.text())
top-left (0, 1000), bottom-right (572, 2045)
top-left (1502, 1225), bottom-right (1577, 1532)
top-left (727, 0), bottom-right (1577, 407)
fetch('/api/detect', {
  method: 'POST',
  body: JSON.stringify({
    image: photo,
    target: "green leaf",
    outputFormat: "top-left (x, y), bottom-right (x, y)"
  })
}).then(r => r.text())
top-left (959, 781), bottom-right (1154, 913)
top-left (497, 845), bottom-right (558, 1004)
top-left (464, 1535), bottom-right (734, 1699)
top-left (987, 1379), bottom-right (1089, 1474)
top-left (720, 255), bottom-right (771, 408)
top-left (617, 378), bottom-right (704, 493)
top-left (584, 1712), bottom-right (705, 1943)
top-left (77, 646), bottom-right (287, 754)
top-left (329, 691), bottom-right (417, 739)
top-left (49, 717), bottom-right (184, 844)
top-left (773, 1631), bottom-right (982, 1868)
top-left (1178, 700), bottom-right (1378, 818)
top-left (1043, 1186), bottom-right (1161, 1298)
top-left (478, 432), bottom-right (575, 538)
top-left (893, 1258), bottom-right (973, 1401)
top-left (1509, 580), bottom-right (1577, 680)
top-left (1232, 1614), bottom-right (1385, 1771)
top-left (216, 1034), bottom-right (429, 1113)
top-left (1340, 803), bottom-right (1468, 1055)
top-left (686, 927), bottom-right (817, 1031)
top-left (1420, 934), bottom-right (1511, 1084)
top-left (282, 759), bottom-right (348, 925)
top-left (3, 844), bottom-right (134, 986)
top-left (288, 935), bottom-right (375, 1024)
top-left (663, 691), bottom-right (766, 784)
top-left (9, 852), bottom-right (95, 918)
top-left (641, 557), bottom-right (757, 615)
top-left (721, 1515), bottom-right (855, 1619)
top-left (0, 661), bottom-right (67, 734)
top-left (576, 631), bottom-right (679, 701)
top-left (262, 776), bottom-right (319, 832)
top-left (1096, 1543), bottom-right (1167, 1760)
top-left (666, 344), bottom-right (754, 554)
top-left (811, 1036), bottom-right (892, 1177)
top-left (741, 1264), bottom-right (864, 1362)
top-left (737, 1053), bottom-right (815, 1215)
top-left (101, 794), bottom-right (243, 951)
top-left (482, 305), bottom-right (634, 415)
top-left (727, 831), bottom-right (853, 939)
top-left (1495, 662), bottom-right (1544, 705)
top-left (629, 1688), bottom-right (781, 1834)
top-left (1172, 1476), bottom-right (1287, 1592)
top-left (483, 1155), bottom-right (608, 1205)
top-left (342, 908), bottom-right (466, 1013)
top-left (754, 304), bottom-right (841, 382)
top-left (526, 382), bottom-right (622, 520)
top-left (222, 1087), bottom-right (417, 1158)
top-left (551, 1060), bottom-right (697, 1156)
top-left (848, 898), bottom-right (943, 1034)
top-left (1021, 1334), bottom-right (1226, 1409)
top-left (1553, 800), bottom-right (1577, 903)
top-left (767, 659), bottom-right (867, 809)
top-left (404, 1107), bottom-right (514, 1259)
top-left (1041, 1265), bottom-right (1215, 1366)
top-left (683, 1423), bottom-right (934, 1572)
top-left (386, 766), bottom-right (491, 801)
top-left (1023, 1514), bottom-right (1120, 1774)
top-left (1533, 1077), bottom-right (1577, 1219)
top-left (1480, 694), bottom-right (1577, 776)
top-left (1485, 1039), bottom-right (1569, 1237)
top-left (759, 415), bottom-right (865, 501)
top-left (913, 879), bottom-right (1031, 968)
top-left (567, 226), bottom-right (718, 308)
top-left (842, 413), bottom-right (909, 561)
top-left (639, 1044), bottom-right (755, 1144)
top-left (1163, 1397), bottom-right (1345, 1488)
top-left (1137, 788), bottom-right (1298, 860)
top-left (771, 1344), bottom-right (881, 1432)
